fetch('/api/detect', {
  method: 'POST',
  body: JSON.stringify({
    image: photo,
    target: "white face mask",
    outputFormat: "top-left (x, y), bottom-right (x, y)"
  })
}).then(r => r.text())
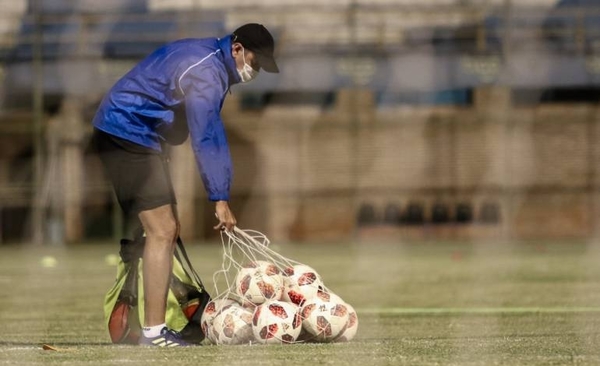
top-left (237, 48), bottom-right (259, 83)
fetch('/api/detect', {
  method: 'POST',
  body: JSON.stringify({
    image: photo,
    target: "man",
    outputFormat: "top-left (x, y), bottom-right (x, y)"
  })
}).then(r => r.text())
top-left (92, 23), bottom-right (279, 347)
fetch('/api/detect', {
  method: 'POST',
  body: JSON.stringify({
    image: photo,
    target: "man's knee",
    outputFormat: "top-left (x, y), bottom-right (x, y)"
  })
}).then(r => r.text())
top-left (147, 221), bottom-right (178, 244)
top-left (140, 206), bottom-right (179, 244)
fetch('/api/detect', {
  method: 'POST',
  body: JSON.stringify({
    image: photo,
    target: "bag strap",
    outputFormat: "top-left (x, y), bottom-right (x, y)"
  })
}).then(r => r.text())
top-left (116, 237), bottom-right (143, 305)
top-left (118, 258), bottom-right (140, 305)
top-left (174, 237), bottom-right (207, 291)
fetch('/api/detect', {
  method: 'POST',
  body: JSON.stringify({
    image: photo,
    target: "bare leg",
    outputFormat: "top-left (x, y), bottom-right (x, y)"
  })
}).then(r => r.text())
top-left (138, 204), bottom-right (179, 327)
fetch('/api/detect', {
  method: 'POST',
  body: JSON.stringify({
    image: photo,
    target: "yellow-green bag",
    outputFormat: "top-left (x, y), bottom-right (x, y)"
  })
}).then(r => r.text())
top-left (103, 230), bottom-right (211, 344)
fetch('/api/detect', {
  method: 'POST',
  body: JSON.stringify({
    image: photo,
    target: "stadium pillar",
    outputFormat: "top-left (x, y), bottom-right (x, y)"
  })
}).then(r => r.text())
top-left (31, 0), bottom-right (44, 245)
top-left (336, 88), bottom-right (376, 240)
top-left (473, 86), bottom-right (512, 239)
top-left (590, 106), bottom-right (600, 238)
top-left (61, 98), bottom-right (84, 243)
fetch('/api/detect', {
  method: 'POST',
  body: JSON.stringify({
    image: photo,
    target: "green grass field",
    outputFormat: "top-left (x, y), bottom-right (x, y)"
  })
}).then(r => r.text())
top-left (3, 237), bottom-right (600, 365)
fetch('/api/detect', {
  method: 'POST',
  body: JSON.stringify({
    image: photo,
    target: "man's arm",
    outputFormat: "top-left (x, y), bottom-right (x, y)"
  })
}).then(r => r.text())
top-left (178, 62), bottom-right (237, 231)
top-left (214, 200), bottom-right (236, 232)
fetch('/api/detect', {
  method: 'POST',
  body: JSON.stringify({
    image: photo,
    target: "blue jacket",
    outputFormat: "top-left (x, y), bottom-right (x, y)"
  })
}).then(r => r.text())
top-left (93, 35), bottom-right (241, 201)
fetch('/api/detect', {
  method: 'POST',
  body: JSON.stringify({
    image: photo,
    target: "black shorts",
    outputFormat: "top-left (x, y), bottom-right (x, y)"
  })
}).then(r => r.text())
top-left (92, 128), bottom-right (176, 217)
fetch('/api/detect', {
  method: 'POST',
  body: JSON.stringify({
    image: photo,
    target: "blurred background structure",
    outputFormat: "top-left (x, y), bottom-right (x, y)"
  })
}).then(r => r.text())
top-left (0, 0), bottom-right (599, 244)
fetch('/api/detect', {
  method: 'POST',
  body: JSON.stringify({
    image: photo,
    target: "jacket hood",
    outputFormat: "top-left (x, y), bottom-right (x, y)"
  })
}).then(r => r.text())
top-left (218, 35), bottom-right (241, 85)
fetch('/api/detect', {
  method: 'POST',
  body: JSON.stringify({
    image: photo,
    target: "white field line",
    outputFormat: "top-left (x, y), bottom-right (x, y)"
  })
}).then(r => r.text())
top-left (0, 346), bottom-right (39, 351)
top-left (357, 307), bottom-right (600, 315)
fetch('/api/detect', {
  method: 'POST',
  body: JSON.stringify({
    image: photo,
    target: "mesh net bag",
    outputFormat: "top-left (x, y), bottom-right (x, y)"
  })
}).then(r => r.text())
top-left (200, 227), bottom-right (358, 345)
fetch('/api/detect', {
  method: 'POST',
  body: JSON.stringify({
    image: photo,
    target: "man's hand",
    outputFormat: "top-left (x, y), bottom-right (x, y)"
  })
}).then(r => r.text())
top-left (214, 200), bottom-right (237, 232)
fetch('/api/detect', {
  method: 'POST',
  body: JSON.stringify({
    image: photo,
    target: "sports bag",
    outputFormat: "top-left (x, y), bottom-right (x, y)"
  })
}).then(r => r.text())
top-left (103, 228), bottom-right (211, 344)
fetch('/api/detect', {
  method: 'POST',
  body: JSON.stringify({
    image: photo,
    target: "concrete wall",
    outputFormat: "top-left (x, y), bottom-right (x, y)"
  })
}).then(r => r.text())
top-left (215, 88), bottom-right (600, 242)
top-left (2, 87), bottom-right (597, 243)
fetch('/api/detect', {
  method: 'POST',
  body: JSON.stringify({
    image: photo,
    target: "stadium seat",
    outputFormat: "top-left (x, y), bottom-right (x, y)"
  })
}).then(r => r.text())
top-left (431, 202), bottom-right (450, 224)
top-left (383, 203), bottom-right (402, 225)
top-left (403, 202), bottom-right (424, 225)
top-left (455, 202), bottom-right (473, 224)
top-left (8, 21), bottom-right (81, 61)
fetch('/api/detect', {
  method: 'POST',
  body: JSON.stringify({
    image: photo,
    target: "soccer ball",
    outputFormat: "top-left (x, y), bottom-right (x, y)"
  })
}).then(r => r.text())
top-left (334, 302), bottom-right (358, 342)
top-left (282, 264), bottom-right (323, 306)
top-left (300, 296), bottom-right (349, 342)
top-left (235, 261), bottom-right (284, 305)
top-left (200, 298), bottom-right (237, 343)
top-left (252, 300), bottom-right (302, 344)
top-left (315, 287), bottom-right (344, 303)
top-left (211, 304), bottom-right (255, 345)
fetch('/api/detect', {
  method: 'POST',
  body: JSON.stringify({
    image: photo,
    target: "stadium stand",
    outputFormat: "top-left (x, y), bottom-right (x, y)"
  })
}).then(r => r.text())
top-left (2, 0), bottom-right (600, 242)
top-left (0, 1), bottom-right (26, 59)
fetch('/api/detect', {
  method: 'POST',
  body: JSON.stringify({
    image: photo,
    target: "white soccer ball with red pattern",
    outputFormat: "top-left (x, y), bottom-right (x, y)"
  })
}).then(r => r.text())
top-left (315, 287), bottom-right (344, 303)
top-left (200, 298), bottom-right (237, 343)
top-left (334, 302), bottom-right (358, 342)
top-left (300, 296), bottom-right (349, 342)
top-left (252, 300), bottom-right (302, 344)
top-left (281, 264), bottom-right (323, 306)
top-left (211, 304), bottom-right (255, 345)
top-left (235, 261), bottom-right (284, 305)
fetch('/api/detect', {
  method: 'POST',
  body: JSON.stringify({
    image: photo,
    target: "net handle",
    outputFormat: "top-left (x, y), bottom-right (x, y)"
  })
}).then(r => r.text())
top-left (229, 226), bottom-right (270, 247)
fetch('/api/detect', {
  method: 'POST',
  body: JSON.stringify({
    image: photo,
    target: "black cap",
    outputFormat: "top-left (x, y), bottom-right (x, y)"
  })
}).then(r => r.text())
top-left (232, 23), bottom-right (279, 73)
